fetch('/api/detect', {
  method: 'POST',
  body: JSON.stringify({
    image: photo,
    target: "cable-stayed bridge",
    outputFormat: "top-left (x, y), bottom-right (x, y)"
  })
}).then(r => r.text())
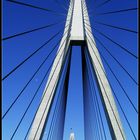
top-left (2, 0), bottom-right (138, 140)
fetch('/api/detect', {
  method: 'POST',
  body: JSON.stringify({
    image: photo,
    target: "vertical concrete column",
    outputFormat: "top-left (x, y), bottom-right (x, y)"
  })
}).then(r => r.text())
top-left (82, 0), bottom-right (126, 139)
top-left (28, 1), bottom-right (73, 140)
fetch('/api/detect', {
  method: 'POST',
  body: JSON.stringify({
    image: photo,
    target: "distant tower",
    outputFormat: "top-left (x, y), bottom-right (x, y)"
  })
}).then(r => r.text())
top-left (70, 132), bottom-right (75, 140)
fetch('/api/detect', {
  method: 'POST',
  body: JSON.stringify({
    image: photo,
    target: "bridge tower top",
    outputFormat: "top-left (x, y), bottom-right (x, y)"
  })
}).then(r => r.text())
top-left (70, 0), bottom-right (84, 41)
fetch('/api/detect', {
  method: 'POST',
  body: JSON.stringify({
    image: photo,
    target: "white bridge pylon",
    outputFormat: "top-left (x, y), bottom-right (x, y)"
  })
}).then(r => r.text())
top-left (28, 0), bottom-right (126, 139)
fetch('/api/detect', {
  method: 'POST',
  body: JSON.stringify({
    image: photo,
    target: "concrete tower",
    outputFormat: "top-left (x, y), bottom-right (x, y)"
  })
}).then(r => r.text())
top-left (28, 0), bottom-right (126, 140)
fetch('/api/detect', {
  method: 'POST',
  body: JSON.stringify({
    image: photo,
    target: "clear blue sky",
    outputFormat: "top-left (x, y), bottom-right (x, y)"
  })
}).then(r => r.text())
top-left (2, 0), bottom-right (138, 140)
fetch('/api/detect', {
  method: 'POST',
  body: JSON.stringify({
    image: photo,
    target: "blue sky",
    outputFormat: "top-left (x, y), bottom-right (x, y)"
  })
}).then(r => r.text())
top-left (2, 0), bottom-right (138, 140)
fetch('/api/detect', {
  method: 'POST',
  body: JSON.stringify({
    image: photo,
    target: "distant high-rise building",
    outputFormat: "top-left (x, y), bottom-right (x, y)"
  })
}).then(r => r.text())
top-left (70, 132), bottom-right (75, 140)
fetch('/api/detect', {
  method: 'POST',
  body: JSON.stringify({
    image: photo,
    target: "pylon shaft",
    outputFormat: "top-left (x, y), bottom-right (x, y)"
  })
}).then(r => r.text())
top-left (82, 0), bottom-right (126, 139)
top-left (28, 1), bottom-right (73, 139)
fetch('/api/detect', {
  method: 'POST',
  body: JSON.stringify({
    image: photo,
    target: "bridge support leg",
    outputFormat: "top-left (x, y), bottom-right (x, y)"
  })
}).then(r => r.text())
top-left (82, 0), bottom-right (126, 139)
top-left (28, 1), bottom-right (73, 139)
